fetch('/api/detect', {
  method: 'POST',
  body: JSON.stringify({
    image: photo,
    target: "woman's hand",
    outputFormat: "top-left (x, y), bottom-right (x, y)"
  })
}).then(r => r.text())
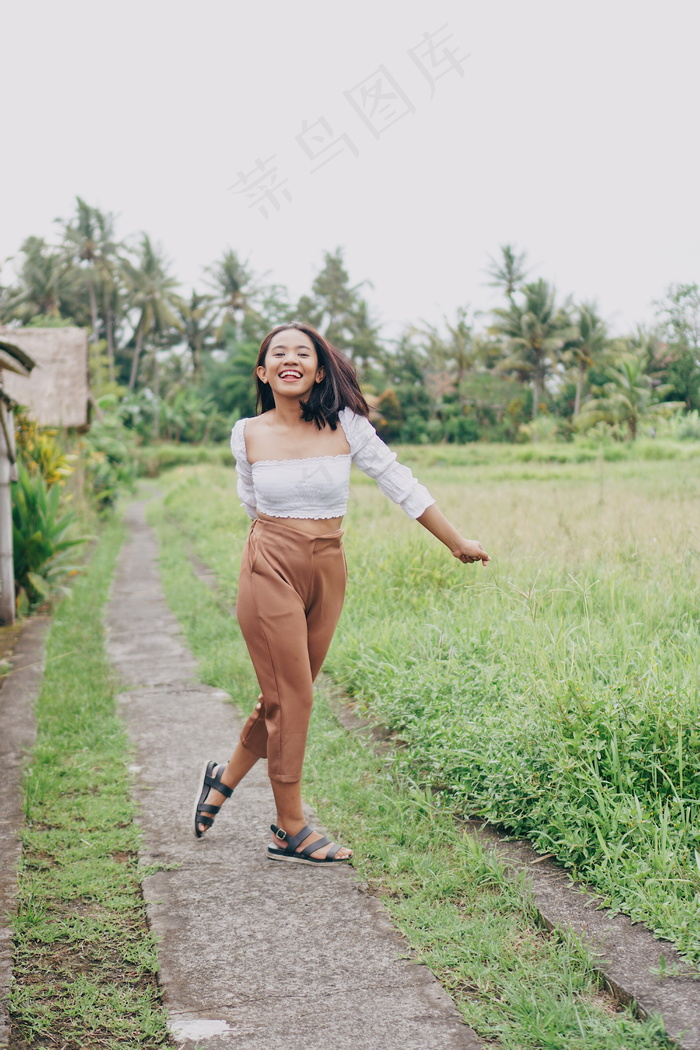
top-left (416, 505), bottom-right (490, 565)
top-left (450, 538), bottom-right (490, 565)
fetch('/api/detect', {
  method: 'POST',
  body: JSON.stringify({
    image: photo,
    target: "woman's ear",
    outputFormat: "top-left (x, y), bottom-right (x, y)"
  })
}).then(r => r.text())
top-left (256, 365), bottom-right (268, 384)
top-left (315, 367), bottom-right (325, 384)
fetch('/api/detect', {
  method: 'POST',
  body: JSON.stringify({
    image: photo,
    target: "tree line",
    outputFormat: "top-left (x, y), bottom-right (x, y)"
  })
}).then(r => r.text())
top-left (2, 198), bottom-right (698, 444)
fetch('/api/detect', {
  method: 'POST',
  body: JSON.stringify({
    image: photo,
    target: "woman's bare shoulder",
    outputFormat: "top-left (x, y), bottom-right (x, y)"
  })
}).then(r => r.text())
top-left (244, 414), bottom-right (271, 433)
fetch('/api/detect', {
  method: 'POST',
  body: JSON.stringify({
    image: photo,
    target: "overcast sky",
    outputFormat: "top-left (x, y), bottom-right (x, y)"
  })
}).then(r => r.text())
top-left (2, 1), bottom-right (698, 342)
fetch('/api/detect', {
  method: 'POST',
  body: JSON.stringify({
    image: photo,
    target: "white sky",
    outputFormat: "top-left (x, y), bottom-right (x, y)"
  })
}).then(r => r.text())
top-left (2, 0), bottom-right (698, 342)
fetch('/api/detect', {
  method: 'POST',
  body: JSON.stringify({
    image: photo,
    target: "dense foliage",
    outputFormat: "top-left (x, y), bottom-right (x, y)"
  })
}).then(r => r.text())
top-left (10, 405), bottom-right (131, 614)
top-left (1, 198), bottom-right (698, 445)
top-left (11, 465), bottom-right (88, 613)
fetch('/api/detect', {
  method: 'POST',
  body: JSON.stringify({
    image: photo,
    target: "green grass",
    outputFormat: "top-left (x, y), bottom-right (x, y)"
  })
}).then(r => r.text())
top-left (148, 481), bottom-right (673, 1048)
top-left (10, 517), bottom-right (170, 1049)
top-left (133, 441), bottom-right (231, 477)
top-left (394, 436), bottom-right (700, 468)
top-left (132, 434), bottom-right (700, 481)
top-left (147, 454), bottom-right (700, 966)
top-left (334, 458), bottom-right (700, 963)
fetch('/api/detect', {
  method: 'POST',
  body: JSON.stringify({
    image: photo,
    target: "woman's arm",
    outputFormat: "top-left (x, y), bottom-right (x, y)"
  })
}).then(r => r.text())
top-left (231, 420), bottom-right (258, 520)
top-left (416, 504), bottom-right (490, 565)
top-left (343, 412), bottom-right (489, 562)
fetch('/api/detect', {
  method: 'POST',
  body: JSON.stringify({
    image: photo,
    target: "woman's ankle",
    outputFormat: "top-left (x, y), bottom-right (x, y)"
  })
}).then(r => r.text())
top-left (274, 817), bottom-right (306, 836)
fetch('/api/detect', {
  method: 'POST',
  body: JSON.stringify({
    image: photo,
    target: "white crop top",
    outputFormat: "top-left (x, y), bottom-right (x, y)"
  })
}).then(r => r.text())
top-left (230, 407), bottom-right (435, 521)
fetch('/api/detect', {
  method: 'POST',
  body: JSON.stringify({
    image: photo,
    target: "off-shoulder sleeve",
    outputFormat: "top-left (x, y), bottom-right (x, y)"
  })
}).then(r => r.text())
top-left (340, 409), bottom-right (435, 519)
top-left (230, 419), bottom-right (257, 520)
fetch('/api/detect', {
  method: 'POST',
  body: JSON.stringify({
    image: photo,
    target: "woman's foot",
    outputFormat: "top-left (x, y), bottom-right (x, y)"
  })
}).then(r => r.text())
top-left (193, 761), bottom-right (234, 838)
top-left (268, 823), bottom-right (353, 864)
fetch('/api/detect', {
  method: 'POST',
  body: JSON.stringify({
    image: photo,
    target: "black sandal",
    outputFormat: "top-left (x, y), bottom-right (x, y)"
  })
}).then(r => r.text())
top-left (193, 760), bottom-right (233, 839)
top-left (268, 823), bottom-right (352, 864)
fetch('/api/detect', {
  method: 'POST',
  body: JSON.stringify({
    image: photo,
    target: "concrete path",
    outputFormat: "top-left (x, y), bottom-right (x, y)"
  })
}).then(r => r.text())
top-left (105, 500), bottom-right (481, 1050)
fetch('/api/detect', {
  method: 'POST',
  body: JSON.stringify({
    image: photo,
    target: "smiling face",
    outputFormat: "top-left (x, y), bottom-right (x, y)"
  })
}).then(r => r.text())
top-left (257, 328), bottom-right (325, 402)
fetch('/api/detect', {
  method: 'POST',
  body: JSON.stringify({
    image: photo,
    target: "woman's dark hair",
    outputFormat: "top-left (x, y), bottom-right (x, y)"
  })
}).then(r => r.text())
top-left (254, 322), bottom-right (369, 428)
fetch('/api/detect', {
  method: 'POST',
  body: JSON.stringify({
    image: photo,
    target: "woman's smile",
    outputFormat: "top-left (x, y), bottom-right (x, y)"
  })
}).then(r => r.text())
top-left (257, 328), bottom-right (324, 397)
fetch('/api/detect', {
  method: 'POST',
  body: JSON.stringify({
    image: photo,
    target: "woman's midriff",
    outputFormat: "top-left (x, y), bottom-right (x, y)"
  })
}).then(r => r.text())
top-left (255, 510), bottom-right (344, 536)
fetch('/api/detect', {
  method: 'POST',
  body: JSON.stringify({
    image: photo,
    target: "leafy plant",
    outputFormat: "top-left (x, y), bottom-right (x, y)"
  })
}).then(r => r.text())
top-left (676, 409), bottom-right (700, 441)
top-left (12, 466), bottom-right (90, 612)
top-left (79, 396), bottom-right (137, 509)
top-left (579, 354), bottom-right (685, 439)
top-left (518, 414), bottom-right (561, 443)
top-left (14, 409), bottom-right (76, 485)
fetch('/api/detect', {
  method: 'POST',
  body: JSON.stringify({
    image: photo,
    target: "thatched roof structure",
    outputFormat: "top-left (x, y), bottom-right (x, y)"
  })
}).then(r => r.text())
top-left (0, 326), bottom-right (88, 427)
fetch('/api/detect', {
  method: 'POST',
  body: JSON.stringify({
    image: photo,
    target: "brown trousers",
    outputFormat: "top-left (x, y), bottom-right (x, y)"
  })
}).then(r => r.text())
top-left (236, 518), bottom-right (347, 782)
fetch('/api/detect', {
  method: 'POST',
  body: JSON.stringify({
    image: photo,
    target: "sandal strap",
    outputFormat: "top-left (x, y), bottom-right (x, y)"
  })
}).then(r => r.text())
top-left (300, 836), bottom-right (331, 858)
top-left (198, 803), bottom-right (222, 816)
top-left (197, 813), bottom-right (215, 827)
top-left (285, 825), bottom-right (315, 853)
top-left (205, 768), bottom-right (233, 798)
top-left (270, 824), bottom-right (315, 854)
top-left (268, 824), bottom-right (346, 860)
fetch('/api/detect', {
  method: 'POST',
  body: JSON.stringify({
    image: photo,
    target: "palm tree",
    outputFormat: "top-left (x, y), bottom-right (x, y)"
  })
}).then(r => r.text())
top-left (580, 354), bottom-right (683, 439)
top-left (491, 279), bottom-right (576, 419)
top-left (565, 302), bottom-right (609, 416)
top-left (347, 298), bottom-right (383, 380)
top-left (122, 235), bottom-right (182, 390)
top-left (100, 260), bottom-right (126, 383)
top-left (202, 340), bottom-right (260, 420)
top-left (420, 306), bottom-right (478, 407)
top-left (655, 282), bottom-right (700, 352)
top-left (0, 283), bottom-right (11, 324)
top-left (60, 199), bottom-right (121, 352)
top-left (244, 283), bottom-right (296, 342)
top-left (4, 236), bottom-right (72, 321)
top-left (175, 291), bottom-right (219, 375)
top-left (298, 248), bottom-right (373, 359)
top-left (486, 244), bottom-right (530, 301)
top-left (204, 249), bottom-right (257, 337)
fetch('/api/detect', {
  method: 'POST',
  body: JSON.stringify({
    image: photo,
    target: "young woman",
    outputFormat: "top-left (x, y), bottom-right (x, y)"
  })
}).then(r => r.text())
top-left (193, 322), bottom-right (489, 863)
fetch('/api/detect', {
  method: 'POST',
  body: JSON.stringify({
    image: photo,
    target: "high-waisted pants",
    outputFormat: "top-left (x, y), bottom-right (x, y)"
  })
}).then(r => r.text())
top-left (236, 518), bottom-right (347, 783)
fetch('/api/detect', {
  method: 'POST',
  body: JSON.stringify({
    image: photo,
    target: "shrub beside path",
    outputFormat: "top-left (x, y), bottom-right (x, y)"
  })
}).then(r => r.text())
top-left (105, 499), bottom-right (481, 1050)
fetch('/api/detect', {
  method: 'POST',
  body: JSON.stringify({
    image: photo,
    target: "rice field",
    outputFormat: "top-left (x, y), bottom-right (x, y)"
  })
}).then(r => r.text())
top-left (154, 446), bottom-right (700, 964)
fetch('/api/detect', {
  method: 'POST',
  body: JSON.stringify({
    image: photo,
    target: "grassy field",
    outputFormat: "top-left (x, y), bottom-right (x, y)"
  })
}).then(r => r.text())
top-left (152, 448), bottom-right (700, 967)
top-left (150, 485), bottom-right (671, 1048)
top-left (343, 453), bottom-right (700, 952)
top-left (133, 433), bottom-right (700, 478)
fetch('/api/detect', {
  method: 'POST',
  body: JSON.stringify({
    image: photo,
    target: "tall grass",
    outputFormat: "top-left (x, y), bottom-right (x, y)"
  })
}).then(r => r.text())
top-left (150, 481), bottom-right (672, 1047)
top-left (155, 454), bottom-right (700, 963)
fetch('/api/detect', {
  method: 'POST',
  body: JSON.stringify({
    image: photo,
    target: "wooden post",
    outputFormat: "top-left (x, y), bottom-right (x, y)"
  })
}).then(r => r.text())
top-left (0, 399), bottom-right (16, 625)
